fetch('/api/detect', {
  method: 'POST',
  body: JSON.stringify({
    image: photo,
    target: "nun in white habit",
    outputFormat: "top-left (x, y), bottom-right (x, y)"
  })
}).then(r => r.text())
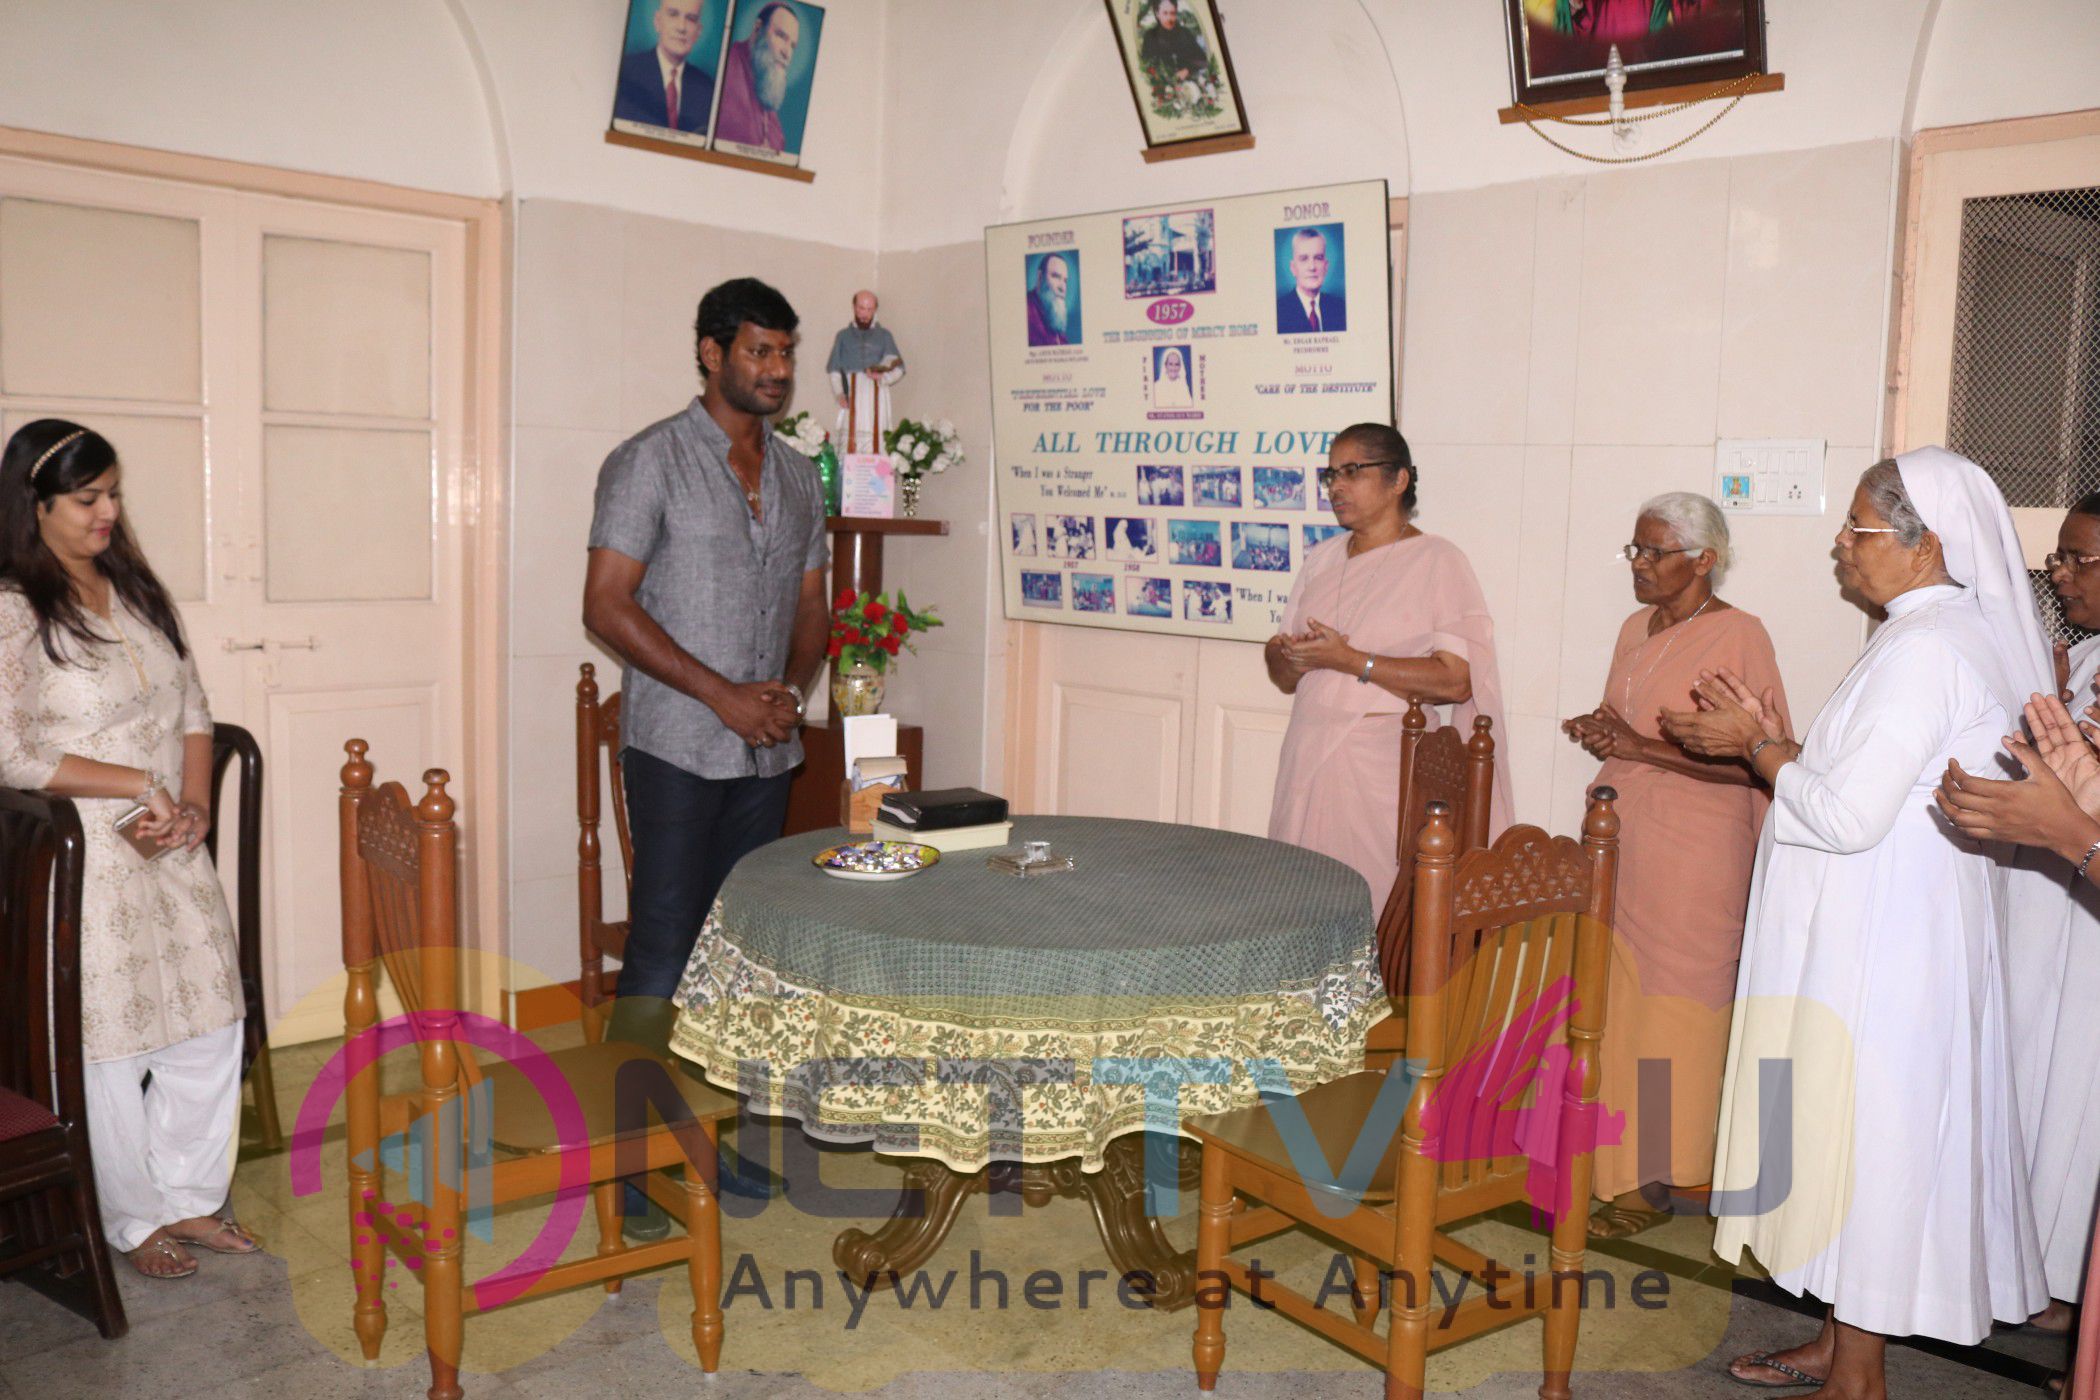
top-left (2003, 495), bottom-right (2100, 1329)
top-left (1659, 446), bottom-right (2050, 1396)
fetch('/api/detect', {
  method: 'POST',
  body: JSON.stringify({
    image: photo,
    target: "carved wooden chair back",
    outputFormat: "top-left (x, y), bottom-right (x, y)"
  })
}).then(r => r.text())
top-left (0, 788), bottom-right (126, 1337)
top-left (1186, 788), bottom-right (1618, 1400)
top-left (576, 663), bottom-right (631, 1041)
top-left (337, 740), bottom-right (482, 1099)
top-left (1364, 702), bottom-right (1495, 1067)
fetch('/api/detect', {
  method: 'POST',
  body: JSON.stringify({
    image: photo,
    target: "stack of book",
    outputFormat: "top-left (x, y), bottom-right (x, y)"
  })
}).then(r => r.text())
top-left (869, 786), bottom-right (1013, 852)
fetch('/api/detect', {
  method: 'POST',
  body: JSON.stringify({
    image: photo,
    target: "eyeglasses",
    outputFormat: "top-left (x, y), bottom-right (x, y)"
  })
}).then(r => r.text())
top-left (1839, 521), bottom-right (1900, 540)
top-left (1618, 544), bottom-right (1694, 565)
top-left (2045, 551), bottom-right (2100, 574)
top-left (1315, 460), bottom-right (1396, 488)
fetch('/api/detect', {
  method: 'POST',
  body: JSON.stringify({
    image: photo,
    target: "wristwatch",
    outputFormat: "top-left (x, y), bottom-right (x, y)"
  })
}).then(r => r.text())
top-left (786, 683), bottom-right (806, 718)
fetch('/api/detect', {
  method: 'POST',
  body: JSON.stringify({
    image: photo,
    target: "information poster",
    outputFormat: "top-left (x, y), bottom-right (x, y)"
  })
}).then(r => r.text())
top-left (985, 180), bottom-right (1392, 641)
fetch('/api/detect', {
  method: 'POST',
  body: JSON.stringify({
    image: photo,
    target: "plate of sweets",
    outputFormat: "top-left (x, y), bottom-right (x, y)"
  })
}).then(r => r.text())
top-left (811, 839), bottom-right (940, 883)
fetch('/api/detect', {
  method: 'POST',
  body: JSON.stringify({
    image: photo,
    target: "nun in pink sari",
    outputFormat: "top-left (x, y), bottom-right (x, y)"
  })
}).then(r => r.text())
top-left (1266, 425), bottom-right (1511, 908)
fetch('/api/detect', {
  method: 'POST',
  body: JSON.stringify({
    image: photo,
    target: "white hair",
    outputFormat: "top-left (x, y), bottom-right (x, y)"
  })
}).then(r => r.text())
top-left (1859, 459), bottom-right (1928, 547)
top-left (1638, 491), bottom-right (1733, 582)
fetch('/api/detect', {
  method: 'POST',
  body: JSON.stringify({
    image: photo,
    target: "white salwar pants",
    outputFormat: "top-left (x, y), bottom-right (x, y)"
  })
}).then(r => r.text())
top-left (82, 1021), bottom-right (243, 1252)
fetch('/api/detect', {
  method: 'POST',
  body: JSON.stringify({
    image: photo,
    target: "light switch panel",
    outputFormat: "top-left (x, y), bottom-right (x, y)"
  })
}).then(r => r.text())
top-left (1714, 439), bottom-right (1826, 516)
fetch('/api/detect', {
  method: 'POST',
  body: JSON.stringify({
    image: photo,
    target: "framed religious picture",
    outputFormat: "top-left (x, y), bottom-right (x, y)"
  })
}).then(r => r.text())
top-left (1504, 0), bottom-right (1769, 109)
top-left (609, 0), bottom-right (733, 147)
top-left (1103, 0), bottom-right (1252, 158)
top-left (710, 0), bottom-right (826, 168)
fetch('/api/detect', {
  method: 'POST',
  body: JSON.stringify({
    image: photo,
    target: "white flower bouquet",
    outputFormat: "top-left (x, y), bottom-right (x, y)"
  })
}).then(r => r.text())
top-left (774, 409), bottom-right (830, 458)
top-left (883, 416), bottom-right (963, 480)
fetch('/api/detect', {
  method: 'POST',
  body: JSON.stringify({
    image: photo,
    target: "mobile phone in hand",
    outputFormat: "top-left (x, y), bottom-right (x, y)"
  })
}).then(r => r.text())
top-left (113, 802), bottom-right (173, 861)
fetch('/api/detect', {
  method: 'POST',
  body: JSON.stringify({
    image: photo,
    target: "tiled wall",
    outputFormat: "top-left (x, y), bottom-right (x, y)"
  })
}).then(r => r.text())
top-left (1401, 140), bottom-right (1896, 832)
top-left (506, 197), bottom-right (876, 988)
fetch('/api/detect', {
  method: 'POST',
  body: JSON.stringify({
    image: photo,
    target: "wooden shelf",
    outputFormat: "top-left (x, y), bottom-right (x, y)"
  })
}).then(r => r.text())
top-left (1498, 71), bottom-right (1784, 124)
top-left (1140, 132), bottom-right (1256, 165)
top-left (826, 517), bottom-right (948, 536)
top-left (603, 128), bottom-right (816, 182)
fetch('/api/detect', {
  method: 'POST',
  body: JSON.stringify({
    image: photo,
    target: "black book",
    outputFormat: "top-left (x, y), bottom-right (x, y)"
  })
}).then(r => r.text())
top-left (875, 787), bottom-right (1009, 831)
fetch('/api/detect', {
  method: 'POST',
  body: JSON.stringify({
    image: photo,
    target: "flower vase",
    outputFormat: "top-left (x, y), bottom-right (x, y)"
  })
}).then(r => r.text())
top-left (899, 473), bottom-right (922, 519)
top-left (831, 662), bottom-right (886, 716)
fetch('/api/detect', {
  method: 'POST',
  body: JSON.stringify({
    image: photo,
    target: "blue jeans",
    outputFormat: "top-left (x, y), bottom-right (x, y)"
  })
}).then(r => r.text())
top-left (607, 747), bottom-right (791, 1051)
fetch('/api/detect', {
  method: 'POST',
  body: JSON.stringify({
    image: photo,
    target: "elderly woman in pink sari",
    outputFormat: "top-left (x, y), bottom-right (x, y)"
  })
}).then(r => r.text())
top-left (1266, 424), bottom-right (1511, 906)
top-left (1562, 492), bottom-right (1790, 1240)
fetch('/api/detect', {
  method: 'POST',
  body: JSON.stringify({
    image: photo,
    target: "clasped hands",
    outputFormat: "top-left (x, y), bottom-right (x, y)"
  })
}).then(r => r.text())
top-left (1657, 668), bottom-right (1791, 761)
top-left (134, 784), bottom-right (208, 852)
top-left (1936, 689), bottom-right (2100, 858)
top-left (1561, 704), bottom-right (1644, 761)
top-left (1266, 617), bottom-right (1361, 677)
top-left (718, 679), bottom-right (803, 749)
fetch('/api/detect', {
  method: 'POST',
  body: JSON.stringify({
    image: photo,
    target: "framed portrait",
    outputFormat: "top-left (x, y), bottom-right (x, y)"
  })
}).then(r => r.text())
top-left (710, 0), bottom-right (826, 167)
top-left (1023, 250), bottom-right (1083, 347)
top-left (1103, 0), bottom-right (1251, 155)
top-left (1273, 222), bottom-right (1347, 336)
top-left (1504, 0), bottom-right (1768, 108)
top-left (609, 0), bottom-right (733, 146)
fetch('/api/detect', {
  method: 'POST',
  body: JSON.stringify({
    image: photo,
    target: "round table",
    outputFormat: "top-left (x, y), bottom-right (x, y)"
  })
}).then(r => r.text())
top-left (667, 815), bottom-right (1385, 1307)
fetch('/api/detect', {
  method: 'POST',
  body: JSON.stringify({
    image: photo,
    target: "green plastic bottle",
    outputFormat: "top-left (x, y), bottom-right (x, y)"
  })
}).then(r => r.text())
top-left (815, 441), bottom-right (842, 517)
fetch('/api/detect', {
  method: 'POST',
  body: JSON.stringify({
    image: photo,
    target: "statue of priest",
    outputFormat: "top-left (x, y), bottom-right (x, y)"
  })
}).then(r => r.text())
top-left (826, 289), bottom-right (905, 454)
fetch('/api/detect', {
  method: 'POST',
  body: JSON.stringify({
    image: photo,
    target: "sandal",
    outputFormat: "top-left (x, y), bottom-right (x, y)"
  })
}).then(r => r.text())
top-left (1587, 1200), bottom-right (1668, 1240)
top-left (1727, 1351), bottom-right (1825, 1390)
top-left (166, 1215), bottom-right (261, 1255)
top-left (127, 1231), bottom-right (199, 1280)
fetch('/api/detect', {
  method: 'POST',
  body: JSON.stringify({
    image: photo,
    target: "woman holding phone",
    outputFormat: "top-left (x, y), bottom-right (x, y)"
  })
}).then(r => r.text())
top-left (0, 419), bottom-right (255, 1279)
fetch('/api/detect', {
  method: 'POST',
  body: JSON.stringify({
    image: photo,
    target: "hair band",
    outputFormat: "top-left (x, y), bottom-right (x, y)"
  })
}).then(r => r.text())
top-left (28, 430), bottom-right (86, 489)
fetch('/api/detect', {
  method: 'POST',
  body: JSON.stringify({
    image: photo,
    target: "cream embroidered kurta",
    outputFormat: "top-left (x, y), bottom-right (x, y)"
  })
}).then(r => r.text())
top-left (2004, 632), bottom-right (2100, 1301)
top-left (0, 588), bottom-right (239, 1063)
top-left (1710, 584), bottom-right (2046, 1344)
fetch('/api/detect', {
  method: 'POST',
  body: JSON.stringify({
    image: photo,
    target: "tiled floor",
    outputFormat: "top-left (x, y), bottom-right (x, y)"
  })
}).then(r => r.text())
top-left (0, 1029), bottom-right (2071, 1398)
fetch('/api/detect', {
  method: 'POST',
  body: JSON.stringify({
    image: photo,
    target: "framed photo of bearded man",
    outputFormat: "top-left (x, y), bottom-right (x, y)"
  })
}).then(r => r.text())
top-left (710, 0), bottom-right (826, 168)
top-left (609, 0), bottom-right (731, 146)
top-left (1103, 0), bottom-right (1252, 158)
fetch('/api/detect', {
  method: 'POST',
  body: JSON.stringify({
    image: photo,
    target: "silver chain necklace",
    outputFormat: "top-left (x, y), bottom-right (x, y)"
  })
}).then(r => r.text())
top-left (1622, 591), bottom-right (1713, 713)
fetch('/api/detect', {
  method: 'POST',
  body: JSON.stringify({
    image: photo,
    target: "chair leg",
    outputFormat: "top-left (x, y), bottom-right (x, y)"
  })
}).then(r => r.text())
top-left (594, 1180), bottom-right (625, 1295)
top-left (248, 1037), bottom-right (285, 1151)
top-left (685, 1124), bottom-right (724, 1373)
top-left (350, 1193), bottom-right (388, 1361)
top-left (423, 1141), bottom-right (466, 1400)
top-left (1191, 1146), bottom-right (1230, 1390)
top-left (1352, 1255), bottom-right (1383, 1331)
top-left (1540, 1096), bottom-right (1599, 1398)
top-left (66, 1164), bottom-right (127, 1339)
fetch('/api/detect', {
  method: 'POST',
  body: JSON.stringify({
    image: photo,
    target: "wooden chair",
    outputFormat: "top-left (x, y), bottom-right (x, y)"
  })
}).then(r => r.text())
top-left (204, 722), bottom-right (283, 1150)
top-left (1363, 702), bottom-right (1497, 1069)
top-left (0, 788), bottom-right (126, 1339)
top-left (1187, 788), bottom-right (1620, 1400)
top-left (576, 663), bottom-right (630, 1043)
top-left (340, 740), bottom-right (738, 1400)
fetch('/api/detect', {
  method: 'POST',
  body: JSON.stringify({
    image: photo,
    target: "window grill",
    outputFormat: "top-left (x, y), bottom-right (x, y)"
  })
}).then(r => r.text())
top-left (1946, 186), bottom-right (2100, 511)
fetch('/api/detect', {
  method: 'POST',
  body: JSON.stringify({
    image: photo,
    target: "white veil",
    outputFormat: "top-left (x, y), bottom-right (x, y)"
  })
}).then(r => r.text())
top-left (1893, 445), bottom-right (2053, 721)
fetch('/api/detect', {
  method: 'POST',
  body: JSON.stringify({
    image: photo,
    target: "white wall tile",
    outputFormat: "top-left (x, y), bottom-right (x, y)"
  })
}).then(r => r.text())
top-left (510, 425), bottom-right (625, 660)
top-left (514, 200), bottom-right (626, 432)
top-left (1508, 445), bottom-right (1573, 718)
top-left (1399, 184), bottom-right (1538, 446)
top-left (1572, 163), bottom-right (1732, 446)
top-left (1717, 141), bottom-right (1896, 448)
top-left (1525, 179), bottom-right (1586, 445)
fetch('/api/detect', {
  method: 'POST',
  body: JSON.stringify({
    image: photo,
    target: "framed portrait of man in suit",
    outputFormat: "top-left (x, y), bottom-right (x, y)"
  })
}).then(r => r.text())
top-left (609, 0), bottom-right (731, 146)
top-left (1273, 223), bottom-right (1347, 336)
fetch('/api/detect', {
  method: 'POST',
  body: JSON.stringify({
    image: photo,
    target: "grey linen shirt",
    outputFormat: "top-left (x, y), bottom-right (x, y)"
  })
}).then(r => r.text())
top-left (588, 397), bottom-right (829, 780)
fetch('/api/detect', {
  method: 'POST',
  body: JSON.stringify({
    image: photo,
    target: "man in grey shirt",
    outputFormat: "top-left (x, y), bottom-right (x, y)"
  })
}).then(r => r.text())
top-left (583, 276), bottom-right (829, 1062)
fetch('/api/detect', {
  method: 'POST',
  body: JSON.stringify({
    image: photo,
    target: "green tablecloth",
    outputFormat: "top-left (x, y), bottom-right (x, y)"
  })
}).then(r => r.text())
top-left (668, 816), bottom-right (1386, 1171)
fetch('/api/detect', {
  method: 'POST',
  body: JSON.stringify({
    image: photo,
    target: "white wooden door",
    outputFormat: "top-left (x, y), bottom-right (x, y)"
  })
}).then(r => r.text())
top-left (0, 157), bottom-right (470, 1044)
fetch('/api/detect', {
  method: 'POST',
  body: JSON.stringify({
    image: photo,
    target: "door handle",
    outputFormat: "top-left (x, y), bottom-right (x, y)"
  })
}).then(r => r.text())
top-left (266, 636), bottom-right (322, 651)
top-left (222, 639), bottom-right (265, 652)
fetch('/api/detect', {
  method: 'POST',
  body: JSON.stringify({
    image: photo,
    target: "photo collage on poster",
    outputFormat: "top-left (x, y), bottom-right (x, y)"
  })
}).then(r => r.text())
top-left (986, 181), bottom-right (1393, 643)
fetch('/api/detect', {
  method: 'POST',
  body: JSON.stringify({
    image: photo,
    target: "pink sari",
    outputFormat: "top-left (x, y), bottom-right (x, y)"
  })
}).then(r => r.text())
top-left (1267, 532), bottom-right (1511, 909)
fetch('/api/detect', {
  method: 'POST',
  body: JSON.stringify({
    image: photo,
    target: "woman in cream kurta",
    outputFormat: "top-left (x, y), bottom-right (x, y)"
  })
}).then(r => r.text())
top-left (1667, 449), bottom-right (2048, 1395)
top-left (1265, 425), bottom-right (1510, 909)
top-left (0, 419), bottom-right (248, 1278)
top-left (1564, 495), bottom-right (1789, 1237)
